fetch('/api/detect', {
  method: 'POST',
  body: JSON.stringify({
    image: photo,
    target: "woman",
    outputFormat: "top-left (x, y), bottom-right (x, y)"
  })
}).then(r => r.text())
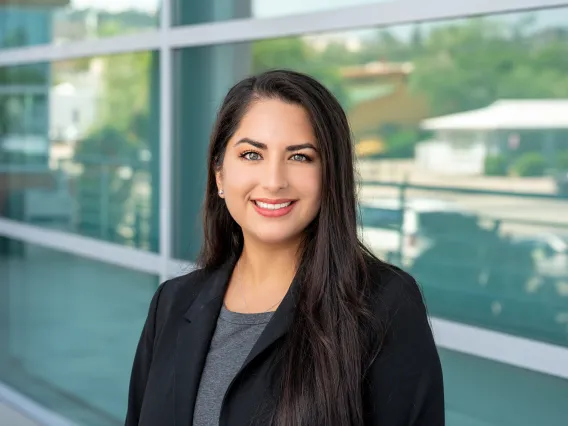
top-left (126, 69), bottom-right (444, 426)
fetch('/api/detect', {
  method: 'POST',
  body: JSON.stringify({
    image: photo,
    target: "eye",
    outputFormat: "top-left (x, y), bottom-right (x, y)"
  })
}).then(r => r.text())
top-left (291, 153), bottom-right (311, 162)
top-left (241, 151), bottom-right (262, 161)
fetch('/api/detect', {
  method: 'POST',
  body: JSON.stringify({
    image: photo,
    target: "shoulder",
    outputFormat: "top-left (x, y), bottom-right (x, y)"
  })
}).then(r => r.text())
top-left (364, 258), bottom-right (438, 363)
top-left (144, 266), bottom-right (214, 332)
top-left (159, 266), bottom-right (210, 298)
top-left (366, 259), bottom-right (427, 321)
top-left (364, 260), bottom-right (445, 424)
top-left (154, 266), bottom-right (211, 311)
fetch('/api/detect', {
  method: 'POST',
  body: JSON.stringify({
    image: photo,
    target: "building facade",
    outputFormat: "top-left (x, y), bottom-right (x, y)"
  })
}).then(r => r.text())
top-left (1, 0), bottom-right (567, 425)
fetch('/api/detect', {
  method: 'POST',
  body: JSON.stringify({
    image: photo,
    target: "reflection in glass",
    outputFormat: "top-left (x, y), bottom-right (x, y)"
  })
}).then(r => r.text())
top-left (358, 187), bottom-right (568, 347)
top-left (0, 239), bottom-right (158, 425)
top-left (0, 52), bottom-right (160, 251)
top-left (174, 8), bottom-right (568, 347)
top-left (174, 0), bottom-right (391, 25)
top-left (0, 0), bottom-right (159, 48)
top-left (441, 348), bottom-right (568, 426)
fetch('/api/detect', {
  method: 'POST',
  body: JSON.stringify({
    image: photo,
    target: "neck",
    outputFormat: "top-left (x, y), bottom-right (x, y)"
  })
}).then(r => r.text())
top-left (238, 237), bottom-right (301, 292)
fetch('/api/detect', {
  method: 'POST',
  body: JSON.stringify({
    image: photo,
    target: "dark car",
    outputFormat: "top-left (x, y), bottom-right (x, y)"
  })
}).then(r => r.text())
top-left (554, 171), bottom-right (568, 196)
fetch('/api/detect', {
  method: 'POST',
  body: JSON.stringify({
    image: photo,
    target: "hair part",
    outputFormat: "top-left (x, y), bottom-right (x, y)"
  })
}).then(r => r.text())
top-left (199, 69), bottom-right (384, 426)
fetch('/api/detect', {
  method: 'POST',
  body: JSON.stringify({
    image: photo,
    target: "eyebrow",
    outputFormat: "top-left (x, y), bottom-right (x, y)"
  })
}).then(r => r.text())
top-left (234, 137), bottom-right (318, 152)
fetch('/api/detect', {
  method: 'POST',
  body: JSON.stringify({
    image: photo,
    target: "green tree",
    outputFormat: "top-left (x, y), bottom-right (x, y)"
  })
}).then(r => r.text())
top-left (75, 51), bottom-right (152, 154)
top-left (512, 152), bottom-right (547, 176)
top-left (408, 17), bottom-right (568, 116)
top-left (484, 155), bottom-right (508, 176)
top-left (73, 50), bottom-right (154, 245)
top-left (555, 151), bottom-right (568, 171)
top-left (252, 38), bottom-right (351, 108)
top-left (384, 128), bottom-right (421, 158)
top-left (2, 28), bottom-right (28, 48)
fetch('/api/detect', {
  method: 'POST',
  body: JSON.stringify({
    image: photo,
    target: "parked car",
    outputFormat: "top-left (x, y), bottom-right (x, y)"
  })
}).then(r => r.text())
top-left (358, 197), bottom-right (476, 267)
top-left (511, 232), bottom-right (568, 280)
top-left (554, 171), bottom-right (568, 196)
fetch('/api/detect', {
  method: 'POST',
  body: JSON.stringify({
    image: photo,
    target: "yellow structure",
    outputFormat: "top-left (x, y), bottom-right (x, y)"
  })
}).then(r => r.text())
top-left (342, 61), bottom-right (429, 156)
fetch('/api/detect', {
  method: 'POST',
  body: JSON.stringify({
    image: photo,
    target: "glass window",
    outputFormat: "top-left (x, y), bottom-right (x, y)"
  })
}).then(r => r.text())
top-left (0, 51), bottom-right (160, 251)
top-left (359, 204), bottom-right (403, 230)
top-left (0, 0), bottom-right (160, 48)
top-left (441, 348), bottom-right (568, 426)
top-left (173, 7), bottom-right (568, 346)
top-left (0, 237), bottom-right (158, 425)
top-left (174, 0), bottom-right (391, 25)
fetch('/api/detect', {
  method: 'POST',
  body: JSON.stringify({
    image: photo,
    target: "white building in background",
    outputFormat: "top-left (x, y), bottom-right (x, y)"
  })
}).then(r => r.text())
top-left (49, 81), bottom-right (98, 143)
top-left (415, 99), bottom-right (568, 175)
top-left (49, 59), bottom-right (103, 144)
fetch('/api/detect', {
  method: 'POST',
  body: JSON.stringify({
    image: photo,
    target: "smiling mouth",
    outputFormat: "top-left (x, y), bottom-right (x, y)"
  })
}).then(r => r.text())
top-left (253, 200), bottom-right (294, 210)
top-left (251, 199), bottom-right (297, 217)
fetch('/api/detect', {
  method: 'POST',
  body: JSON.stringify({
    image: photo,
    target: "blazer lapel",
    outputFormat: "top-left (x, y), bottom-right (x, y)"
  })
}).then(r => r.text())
top-left (240, 272), bottom-right (299, 370)
top-left (174, 262), bottom-right (301, 425)
top-left (173, 262), bottom-right (234, 426)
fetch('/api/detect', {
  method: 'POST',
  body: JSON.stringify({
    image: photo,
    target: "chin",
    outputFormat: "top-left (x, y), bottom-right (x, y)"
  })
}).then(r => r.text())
top-left (248, 228), bottom-right (304, 246)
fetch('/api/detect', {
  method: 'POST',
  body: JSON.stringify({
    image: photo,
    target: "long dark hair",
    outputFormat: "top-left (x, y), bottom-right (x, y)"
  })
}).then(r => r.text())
top-left (198, 69), bottom-right (383, 426)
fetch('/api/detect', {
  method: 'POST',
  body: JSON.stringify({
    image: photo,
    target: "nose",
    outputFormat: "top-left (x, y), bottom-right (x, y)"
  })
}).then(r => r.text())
top-left (262, 159), bottom-right (289, 192)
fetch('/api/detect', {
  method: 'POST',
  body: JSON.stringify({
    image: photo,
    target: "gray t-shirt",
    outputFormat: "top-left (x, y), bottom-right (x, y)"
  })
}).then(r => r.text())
top-left (192, 305), bottom-right (274, 426)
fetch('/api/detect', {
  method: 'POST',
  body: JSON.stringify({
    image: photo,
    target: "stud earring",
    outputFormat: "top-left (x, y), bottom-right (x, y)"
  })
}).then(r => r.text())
top-left (218, 189), bottom-right (224, 196)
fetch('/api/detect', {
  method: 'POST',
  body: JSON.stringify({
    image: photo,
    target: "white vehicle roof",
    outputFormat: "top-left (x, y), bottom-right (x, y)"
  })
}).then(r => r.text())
top-left (360, 197), bottom-right (468, 213)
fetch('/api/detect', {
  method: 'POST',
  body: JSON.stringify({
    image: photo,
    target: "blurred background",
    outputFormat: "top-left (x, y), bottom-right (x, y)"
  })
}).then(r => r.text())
top-left (0, 0), bottom-right (567, 425)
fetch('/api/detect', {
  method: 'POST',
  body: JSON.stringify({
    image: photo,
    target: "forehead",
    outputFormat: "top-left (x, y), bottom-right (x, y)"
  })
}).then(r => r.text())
top-left (233, 98), bottom-right (316, 146)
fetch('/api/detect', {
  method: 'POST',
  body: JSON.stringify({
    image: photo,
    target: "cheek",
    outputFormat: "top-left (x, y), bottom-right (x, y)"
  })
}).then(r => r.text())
top-left (293, 167), bottom-right (322, 204)
top-left (222, 161), bottom-right (255, 193)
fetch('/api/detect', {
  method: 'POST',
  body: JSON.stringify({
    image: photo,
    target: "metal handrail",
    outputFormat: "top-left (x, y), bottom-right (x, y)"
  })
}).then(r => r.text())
top-left (361, 179), bottom-right (568, 201)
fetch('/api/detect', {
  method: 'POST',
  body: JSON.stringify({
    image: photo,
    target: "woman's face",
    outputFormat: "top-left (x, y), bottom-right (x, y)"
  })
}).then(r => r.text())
top-left (216, 98), bottom-right (322, 247)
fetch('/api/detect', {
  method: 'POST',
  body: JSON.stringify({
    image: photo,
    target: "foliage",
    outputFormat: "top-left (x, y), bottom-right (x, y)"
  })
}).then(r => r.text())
top-left (484, 155), bottom-right (508, 176)
top-left (74, 48), bottom-right (153, 159)
top-left (407, 18), bottom-right (568, 117)
top-left (512, 152), bottom-right (547, 177)
top-left (555, 151), bottom-right (568, 171)
top-left (432, 19), bottom-right (567, 110)
top-left (72, 47), bottom-right (154, 244)
top-left (382, 127), bottom-right (422, 158)
top-left (252, 38), bottom-right (351, 109)
top-left (251, 14), bottom-right (568, 162)
top-left (0, 64), bottom-right (48, 86)
top-left (97, 52), bottom-right (152, 138)
top-left (75, 125), bottom-right (140, 159)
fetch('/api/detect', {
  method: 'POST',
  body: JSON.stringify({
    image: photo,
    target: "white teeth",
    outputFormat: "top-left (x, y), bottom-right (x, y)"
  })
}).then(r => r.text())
top-left (255, 201), bottom-right (292, 210)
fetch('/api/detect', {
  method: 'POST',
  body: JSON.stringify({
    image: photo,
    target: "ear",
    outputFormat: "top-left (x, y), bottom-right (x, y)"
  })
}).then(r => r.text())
top-left (215, 170), bottom-right (223, 196)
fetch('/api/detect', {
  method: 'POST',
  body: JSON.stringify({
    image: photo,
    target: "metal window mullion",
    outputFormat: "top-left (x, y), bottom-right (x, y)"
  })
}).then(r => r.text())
top-left (166, 0), bottom-right (568, 48)
top-left (0, 218), bottom-right (162, 274)
top-left (158, 0), bottom-right (173, 284)
top-left (432, 317), bottom-right (568, 379)
top-left (1, 0), bottom-right (568, 67)
top-left (0, 30), bottom-right (161, 67)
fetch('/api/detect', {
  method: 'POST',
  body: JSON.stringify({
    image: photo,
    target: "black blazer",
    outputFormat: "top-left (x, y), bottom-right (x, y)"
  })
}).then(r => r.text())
top-left (125, 260), bottom-right (444, 426)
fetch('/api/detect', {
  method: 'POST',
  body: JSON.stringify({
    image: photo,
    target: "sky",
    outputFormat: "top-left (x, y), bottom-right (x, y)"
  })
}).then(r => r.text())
top-left (253, 0), bottom-right (388, 18)
top-left (71, 0), bottom-right (158, 13)
top-left (69, 0), bottom-right (390, 15)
